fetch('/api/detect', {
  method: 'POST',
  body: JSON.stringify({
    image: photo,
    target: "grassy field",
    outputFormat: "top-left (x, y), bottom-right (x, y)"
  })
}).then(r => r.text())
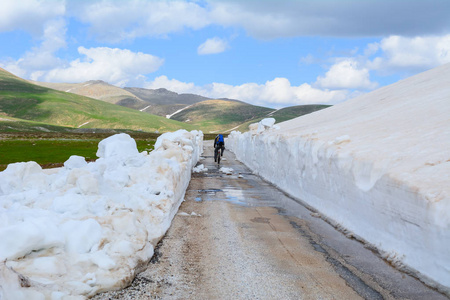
top-left (0, 133), bottom-right (158, 171)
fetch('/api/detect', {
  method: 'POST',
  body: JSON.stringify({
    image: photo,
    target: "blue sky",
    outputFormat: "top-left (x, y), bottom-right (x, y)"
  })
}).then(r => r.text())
top-left (1, 0), bottom-right (450, 108)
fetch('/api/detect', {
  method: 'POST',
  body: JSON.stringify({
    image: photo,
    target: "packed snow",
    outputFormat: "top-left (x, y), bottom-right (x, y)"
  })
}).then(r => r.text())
top-left (227, 63), bottom-right (450, 292)
top-left (0, 130), bottom-right (203, 299)
top-left (219, 167), bottom-right (233, 175)
top-left (192, 164), bottom-right (208, 173)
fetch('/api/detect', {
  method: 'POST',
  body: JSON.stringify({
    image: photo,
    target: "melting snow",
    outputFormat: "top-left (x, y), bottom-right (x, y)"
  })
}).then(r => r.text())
top-left (193, 164), bottom-right (208, 173)
top-left (227, 63), bottom-right (450, 291)
top-left (219, 167), bottom-right (233, 175)
top-left (0, 130), bottom-right (203, 299)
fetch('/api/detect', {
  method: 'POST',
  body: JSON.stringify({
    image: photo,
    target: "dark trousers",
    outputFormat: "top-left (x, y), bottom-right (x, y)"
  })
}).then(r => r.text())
top-left (214, 142), bottom-right (224, 160)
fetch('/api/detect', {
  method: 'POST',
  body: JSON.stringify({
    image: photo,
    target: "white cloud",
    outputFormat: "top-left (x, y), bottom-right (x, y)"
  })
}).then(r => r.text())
top-left (0, 0), bottom-right (65, 35)
top-left (144, 76), bottom-right (201, 94)
top-left (208, 78), bottom-right (349, 107)
top-left (316, 59), bottom-right (378, 90)
top-left (1, 18), bottom-right (67, 79)
top-left (72, 0), bottom-right (211, 42)
top-left (145, 76), bottom-right (349, 108)
top-left (41, 47), bottom-right (164, 86)
top-left (367, 35), bottom-right (450, 73)
top-left (198, 37), bottom-right (229, 55)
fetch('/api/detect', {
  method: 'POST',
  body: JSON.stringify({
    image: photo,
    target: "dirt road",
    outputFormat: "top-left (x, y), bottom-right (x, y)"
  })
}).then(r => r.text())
top-left (94, 143), bottom-right (447, 300)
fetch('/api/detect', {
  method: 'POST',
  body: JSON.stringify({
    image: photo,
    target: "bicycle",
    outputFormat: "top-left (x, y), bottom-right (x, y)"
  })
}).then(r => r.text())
top-left (215, 147), bottom-right (221, 165)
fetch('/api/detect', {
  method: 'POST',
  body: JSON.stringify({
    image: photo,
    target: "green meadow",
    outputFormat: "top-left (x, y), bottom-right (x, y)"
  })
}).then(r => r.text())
top-left (0, 134), bottom-right (157, 171)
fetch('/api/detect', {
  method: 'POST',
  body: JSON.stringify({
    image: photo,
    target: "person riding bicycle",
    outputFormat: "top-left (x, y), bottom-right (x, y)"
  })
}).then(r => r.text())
top-left (214, 134), bottom-right (225, 162)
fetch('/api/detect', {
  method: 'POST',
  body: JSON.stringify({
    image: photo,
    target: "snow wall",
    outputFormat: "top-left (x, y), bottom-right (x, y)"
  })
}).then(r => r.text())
top-left (227, 63), bottom-right (450, 293)
top-left (0, 130), bottom-right (203, 299)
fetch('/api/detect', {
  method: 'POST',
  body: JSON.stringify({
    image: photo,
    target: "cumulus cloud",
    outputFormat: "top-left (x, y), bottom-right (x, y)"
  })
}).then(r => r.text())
top-left (0, 0), bottom-right (65, 35)
top-left (41, 47), bottom-right (164, 86)
top-left (2, 40), bottom-right (164, 86)
top-left (367, 35), bottom-right (450, 73)
top-left (1, 18), bottom-right (67, 79)
top-left (145, 76), bottom-right (348, 108)
top-left (208, 78), bottom-right (348, 107)
top-left (198, 37), bottom-right (229, 55)
top-left (316, 59), bottom-right (378, 90)
top-left (311, 34), bottom-right (450, 93)
top-left (144, 76), bottom-right (201, 94)
top-left (71, 0), bottom-right (211, 42)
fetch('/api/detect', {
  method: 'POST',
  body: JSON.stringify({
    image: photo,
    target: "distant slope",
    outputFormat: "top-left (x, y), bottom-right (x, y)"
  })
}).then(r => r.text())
top-left (124, 87), bottom-right (212, 116)
top-left (267, 104), bottom-right (332, 122)
top-left (125, 87), bottom-right (209, 105)
top-left (169, 99), bottom-right (275, 132)
top-left (31, 80), bottom-right (146, 108)
top-left (0, 68), bottom-right (194, 132)
top-left (0, 115), bottom-right (75, 133)
top-left (232, 104), bottom-right (330, 132)
top-left (32, 81), bottom-right (215, 117)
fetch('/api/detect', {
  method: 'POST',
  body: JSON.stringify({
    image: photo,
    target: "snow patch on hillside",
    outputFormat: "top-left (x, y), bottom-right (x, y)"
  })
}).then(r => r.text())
top-left (166, 104), bottom-right (193, 119)
top-left (227, 63), bottom-right (450, 292)
top-left (0, 130), bottom-right (203, 299)
top-left (78, 121), bottom-right (90, 128)
top-left (139, 105), bottom-right (151, 112)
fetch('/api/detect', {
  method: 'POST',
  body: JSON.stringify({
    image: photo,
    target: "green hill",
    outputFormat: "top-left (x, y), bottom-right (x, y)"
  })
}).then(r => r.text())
top-left (0, 68), bottom-right (194, 133)
top-left (169, 100), bottom-right (330, 133)
top-left (268, 104), bottom-right (331, 122)
top-left (169, 99), bottom-right (275, 132)
top-left (233, 104), bottom-right (331, 132)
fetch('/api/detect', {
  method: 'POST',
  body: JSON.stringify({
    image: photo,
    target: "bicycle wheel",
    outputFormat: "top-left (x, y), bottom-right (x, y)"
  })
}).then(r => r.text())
top-left (217, 149), bottom-right (221, 164)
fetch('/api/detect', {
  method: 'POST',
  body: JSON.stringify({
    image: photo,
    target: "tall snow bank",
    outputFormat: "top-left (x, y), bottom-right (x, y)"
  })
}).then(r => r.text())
top-left (227, 63), bottom-right (450, 292)
top-left (0, 130), bottom-right (203, 299)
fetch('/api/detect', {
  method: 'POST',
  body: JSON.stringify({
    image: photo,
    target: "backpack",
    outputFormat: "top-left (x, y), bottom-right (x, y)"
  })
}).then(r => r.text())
top-left (217, 134), bottom-right (224, 143)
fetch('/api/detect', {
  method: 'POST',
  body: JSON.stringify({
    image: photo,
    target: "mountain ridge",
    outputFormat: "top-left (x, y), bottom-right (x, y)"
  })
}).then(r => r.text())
top-left (17, 73), bottom-right (331, 132)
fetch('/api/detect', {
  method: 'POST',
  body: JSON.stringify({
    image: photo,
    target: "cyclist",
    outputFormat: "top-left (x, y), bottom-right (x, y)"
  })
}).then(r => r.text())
top-left (214, 134), bottom-right (225, 162)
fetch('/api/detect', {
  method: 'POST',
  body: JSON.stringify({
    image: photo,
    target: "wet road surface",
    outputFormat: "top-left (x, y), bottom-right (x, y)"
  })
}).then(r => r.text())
top-left (94, 143), bottom-right (448, 300)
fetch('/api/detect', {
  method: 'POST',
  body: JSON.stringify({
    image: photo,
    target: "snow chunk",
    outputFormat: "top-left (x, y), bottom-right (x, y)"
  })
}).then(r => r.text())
top-left (64, 155), bottom-right (87, 169)
top-left (257, 118), bottom-right (276, 133)
top-left (220, 167), bottom-right (233, 175)
top-left (96, 133), bottom-right (139, 158)
top-left (260, 117), bottom-right (276, 128)
top-left (61, 219), bottom-right (102, 254)
top-left (178, 211), bottom-right (201, 217)
top-left (193, 164), bottom-right (208, 173)
top-left (0, 218), bottom-right (64, 261)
